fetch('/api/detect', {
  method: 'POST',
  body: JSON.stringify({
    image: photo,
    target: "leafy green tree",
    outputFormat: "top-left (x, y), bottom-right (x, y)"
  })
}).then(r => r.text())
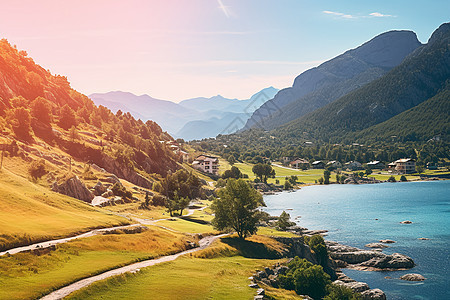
top-left (305, 234), bottom-right (328, 266)
top-left (227, 155), bottom-right (236, 165)
top-left (324, 285), bottom-right (361, 300)
top-left (211, 179), bottom-right (265, 239)
top-left (416, 165), bottom-right (425, 174)
top-left (252, 163), bottom-right (275, 183)
top-left (365, 167), bottom-right (372, 176)
top-left (222, 166), bottom-right (242, 179)
top-left (10, 107), bottom-right (32, 140)
top-left (318, 177), bottom-right (324, 184)
top-left (400, 175), bottom-right (407, 182)
top-left (323, 170), bottom-right (331, 184)
top-left (276, 211), bottom-right (295, 230)
top-left (388, 175), bottom-right (397, 182)
top-left (284, 180), bottom-right (293, 190)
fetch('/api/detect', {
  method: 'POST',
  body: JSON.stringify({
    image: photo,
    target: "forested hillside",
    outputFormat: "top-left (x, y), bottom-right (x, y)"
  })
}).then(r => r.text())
top-left (276, 23), bottom-right (450, 143)
top-left (0, 39), bottom-right (178, 184)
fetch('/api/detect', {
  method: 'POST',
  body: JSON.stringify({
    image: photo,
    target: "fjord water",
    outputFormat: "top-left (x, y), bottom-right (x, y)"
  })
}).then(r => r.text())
top-left (263, 181), bottom-right (450, 300)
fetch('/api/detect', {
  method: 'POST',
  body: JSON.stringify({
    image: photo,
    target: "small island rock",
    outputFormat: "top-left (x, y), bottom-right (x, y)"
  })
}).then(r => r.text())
top-left (360, 288), bottom-right (387, 300)
top-left (400, 220), bottom-right (413, 224)
top-left (400, 273), bottom-right (426, 281)
top-left (379, 239), bottom-right (395, 244)
top-left (365, 243), bottom-right (389, 249)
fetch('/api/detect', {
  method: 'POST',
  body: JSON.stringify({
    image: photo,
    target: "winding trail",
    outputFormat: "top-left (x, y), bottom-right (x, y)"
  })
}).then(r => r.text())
top-left (40, 233), bottom-right (227, 300)
top-left (0, 224), bottom-right (141, 256)
top-left (1, 204), bottom-right (209, 256)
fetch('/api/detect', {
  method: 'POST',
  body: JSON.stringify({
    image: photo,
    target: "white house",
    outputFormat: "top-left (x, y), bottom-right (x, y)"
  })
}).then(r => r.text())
top-left (394, 158), bottom-right (416, 174)
top-left (345, 161), bottom-right (362, 171)
top-left (326, 160), bottom-right (342, 169)
top-left (367, 160), bottom-right (385, 169)
top-left (192, 155), bottom-right (219, 175)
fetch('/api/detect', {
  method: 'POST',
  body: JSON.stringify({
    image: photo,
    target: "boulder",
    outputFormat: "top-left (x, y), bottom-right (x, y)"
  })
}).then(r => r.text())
top-left (400, 273), bottom-right (426, 281)
top-left (51, 175), bottom-right (94, 202)
top-left (254, 296), bottom-right (264, 300)
top-left (248, 283), bottom-right (258, 288)
top-left (256, 288), bottom-right (265, 295)
top-left (418, 237), bottom-right (430, 240)
top-left (330, 250), bottom-right (385, 264)
top-left (274, 265), bottom-right (289, 275)
top-left (359, 253), bottom-right (415, 269)
top-left (104, 175), bottom-right (122, 186)
top-left (379, 239), bottom-right (395, 244)
top-left (360, 289), bottom-right (387, 300)
top-left (400, 220), bottom-right (413, 224)
top-left (91, 196), bottom-right (112, 207)
top-left (365, 243), bottom-right (388, 249)
top-left (101, 189), bottom-right (114, 198)
top-left (334, 280), bottom-right (370, 293)
top-left (93, 181), bottom-right (107, 196)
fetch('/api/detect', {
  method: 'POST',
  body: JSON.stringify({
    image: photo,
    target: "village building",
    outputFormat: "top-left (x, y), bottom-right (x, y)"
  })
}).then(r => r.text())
top-left (326, 160), bottom-right (342, 169)
top-left (311, 160), bottom-right (325, 169)
top-left (394, 158), bottom-right (416, 174)
top-left (367, 160), bottom-right (385, 169)
top-left (289, 158), bottom-right (310, 169)
top-left (282, 156), bottom-right (295, 165)
top-left (345, 161), bottom-right (362, 171)
top-left (192, 155), bottom-right (219, 175)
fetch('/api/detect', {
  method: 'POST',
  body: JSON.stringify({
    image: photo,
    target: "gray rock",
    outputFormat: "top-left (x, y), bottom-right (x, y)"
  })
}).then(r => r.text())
top-left (264, 267), bottom-right (274, 276)
top-left (360, 289), bottom-right (386, 300)
top-left (379, 239), bottom-right (395, 244)
top-left (101, 189), bottom-right (114, 198)
top-left (418, 237), bottom-right (430, 240)
top-left (274, 265), bottom-right (289, 275)
top-left (400, 273), bottom-right (426, 281)
top-left (51, 175), bottom-right (94, 202)
top-left (334, 281), bottom-right (370, 293)
top-left (255, 270), bottom-right (267, 280)
top-left (365, 243), bottom-right (389, 249)
top-left (400, 220), bottom-right (413, 224)
top-left (256, 288), bottom-right (265, 295)
top-left (248, 283), bottom-right (258, 288)
top-left (254, 296), bottom-right (264, 300)
top-left (93, 181), bottom-right (107, 196)
top-left (330, 250), bottom-right (385, 264)
top-left (359, 253), bottom-right (415, 269)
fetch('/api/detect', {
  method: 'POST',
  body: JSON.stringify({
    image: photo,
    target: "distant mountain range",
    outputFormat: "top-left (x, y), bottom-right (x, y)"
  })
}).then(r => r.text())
top-left (90, 87), bottom-right (278, 140)
top-left (243, 30), bottom-right (422, 131)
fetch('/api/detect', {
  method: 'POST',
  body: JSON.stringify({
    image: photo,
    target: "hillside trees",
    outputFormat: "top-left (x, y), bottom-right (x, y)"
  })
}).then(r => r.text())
top-left (58, 104), bottom-right (77, 130)
top-left (252, 163), bottom-right (275, 183)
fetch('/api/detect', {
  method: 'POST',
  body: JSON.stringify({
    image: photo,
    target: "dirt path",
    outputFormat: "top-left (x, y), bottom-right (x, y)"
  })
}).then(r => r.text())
top-left (0, 224), bottom-right (142, 256)
top-left (40, 233), bottom-right (227, 300)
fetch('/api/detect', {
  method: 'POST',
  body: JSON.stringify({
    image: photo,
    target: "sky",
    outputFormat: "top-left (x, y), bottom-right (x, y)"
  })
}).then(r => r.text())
top-left (0, 0), bottom-right (448, 102)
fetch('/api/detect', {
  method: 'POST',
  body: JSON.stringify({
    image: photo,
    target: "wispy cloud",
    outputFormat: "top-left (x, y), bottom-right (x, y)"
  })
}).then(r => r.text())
top-left (323, 10), bottom-right (395, 19)
top-left (369, 12), bottom-right (393, 18)
top-left (323, 10), bottom-right (355, 19)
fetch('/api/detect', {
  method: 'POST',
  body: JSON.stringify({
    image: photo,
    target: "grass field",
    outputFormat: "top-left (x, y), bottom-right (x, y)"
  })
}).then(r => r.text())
top-left (67, 256), bottom-right (282, 300)
top-left (0, 168), bottom-right (128, 250)
top-left (156, 218), bottom-right (216, 234)
top-left (0, 226), bottom-right (192, 300)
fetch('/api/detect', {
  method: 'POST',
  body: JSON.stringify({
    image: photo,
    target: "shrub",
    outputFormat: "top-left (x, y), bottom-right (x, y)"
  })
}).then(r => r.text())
top-left (324, 284), bottom-right (361, 300)
top-left (304, 234), bottom-right (328, 266)
top-left (318, 177), bottom-right (324, 184)
top-left (111, 183), bottom-right (132, 199)
top-left (400, 175), bottom-right (407, 182)
top-left (151, 194), bottom-right (166, 206)
top-left (388, 175), bottom-right (396, 182)
top-left (279, 257), bottom-right (331, 299)
top-left (28, 159), bottom-right (47, 180)
top-left (284, 180), bottom-right (292, 190)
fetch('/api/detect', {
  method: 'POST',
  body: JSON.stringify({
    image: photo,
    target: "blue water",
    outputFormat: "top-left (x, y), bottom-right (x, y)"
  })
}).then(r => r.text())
top-left (263, 181), bottom-right (450, 300)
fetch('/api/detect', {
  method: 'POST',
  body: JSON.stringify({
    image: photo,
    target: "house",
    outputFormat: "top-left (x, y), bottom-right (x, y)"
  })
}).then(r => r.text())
top-left (174, 149), bottom-right (190, 162)
top-left (326, 160), bottom-right (342, 169)
top-left (345, 161), bottom-right (362, 171)
top-left (311, 161), bottom-right (325, 169)
top-left (367, 160), bottom-right (385, 169)
top-left (289, 158), bottom-right (310, 169)
top-left (192, 155), bottom-right (219, 175)
top-left (394, 158), bottom-right (416, 174)
top-left (427, 162), bottom-right (438, 170)
top-left (282, 157), bottom-right (295, 165)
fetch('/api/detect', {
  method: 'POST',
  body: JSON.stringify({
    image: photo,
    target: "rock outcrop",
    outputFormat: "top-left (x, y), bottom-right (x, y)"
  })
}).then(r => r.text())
top-left (360, 288), bottom-right (387, 300)
top-left (400, 273), bottom-right (426, 281)
top-left (327, 241), bottom-right (414, 270)
top-left (51, 175), bottom-right (94, 202)
top-left (100, 156), bottom-right (154, 189)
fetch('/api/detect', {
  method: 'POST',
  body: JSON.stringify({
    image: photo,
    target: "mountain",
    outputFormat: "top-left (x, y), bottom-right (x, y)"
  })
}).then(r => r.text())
top-left (91, 87), bottom-right (278, 140)
top-left (275, 22), bottom-right (450, 143)
top-left (174, 87), bottom-right (279, 140)
top-left (89, 91), bottom-right (196, 133)
top-left (243, 30), bottom-right (422, 130)
top-left (355, 81), bottom-right (450, 143)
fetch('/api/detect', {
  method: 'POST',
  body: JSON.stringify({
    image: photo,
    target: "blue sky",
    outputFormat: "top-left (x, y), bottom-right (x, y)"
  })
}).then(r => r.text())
top-left (0, 0), bottom-right (448, 101)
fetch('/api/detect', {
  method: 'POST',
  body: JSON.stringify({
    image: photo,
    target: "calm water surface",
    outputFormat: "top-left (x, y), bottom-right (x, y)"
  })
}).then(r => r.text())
top-left (263, 181), bottom-right (450, 300)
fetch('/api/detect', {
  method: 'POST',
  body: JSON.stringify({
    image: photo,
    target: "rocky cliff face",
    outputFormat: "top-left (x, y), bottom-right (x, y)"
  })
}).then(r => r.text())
top-left (243, 30), bottom-right (422, 130)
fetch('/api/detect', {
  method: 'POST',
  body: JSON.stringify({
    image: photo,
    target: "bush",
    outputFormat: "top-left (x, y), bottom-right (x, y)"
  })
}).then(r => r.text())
top-left (111, 183), bottom-right (132, 199)
top-left (388, 175), bottom-right (397, 182)
top-left (279, 257), bottom-right (331, 299)
top-left (400, 175), bottom-right (407, 182)
top-left (318, 177), bottom-right (324, 184)
top-left (324, 284), bottom-right (361, 300)
top-left (284, 180), bottom-right (292, 190)
top-left (215, 178), bottom-right (226, 187)
top-left (28, 159), bottom-right (47, 180)
top-left (151, 194), bottom-right (166, 206)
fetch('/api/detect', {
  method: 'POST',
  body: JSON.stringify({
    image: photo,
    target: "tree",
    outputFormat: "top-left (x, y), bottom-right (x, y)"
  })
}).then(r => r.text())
top-left (227, 155), bottom-right (236, 165)
top-left (58, 104), bottom-right (77, 130)
top-left (252, 163), bottom-right (275, 183)
top-left (31, 97), bottom-right (52, 125)
top-left (69, 126), bottom-right (79, 142)
top-left (365, 167), bottom-right (372, 176)
top-left (318, 177), bottom-right (324, 184)
top-left (276, 211), bottom-right (295, 230)
top-left (416, 165), bottom-right (425, 174)
top-left (211, 179), bottom-right (265, 239)
top-left (222, 166), bottom-right (242, 179)
top-left (284, 180), bottom-right (293, 190)
top-left (323, 170), bottom-right (331, 184)
top-left (400, 175), bottom-right (407, 182)
top-left (10, 107), bottom-right (32, 140)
